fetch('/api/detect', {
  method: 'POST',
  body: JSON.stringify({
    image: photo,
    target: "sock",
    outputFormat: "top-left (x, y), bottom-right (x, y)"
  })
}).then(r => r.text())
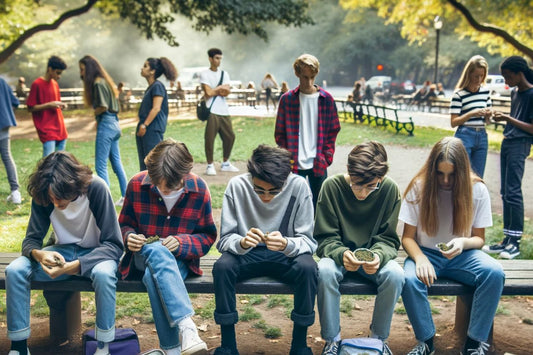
top-left (424, 337), bottom-right (434, 352)
top-left (464, 336), bottom-right (478, 351)
top-left (165, 346), bottom-right (181, 355)
top-left (291, 324), bottom-right (308, 349)
top-left (11, 340), bottom-right (28, 355)
top-left (220, 324), bottom-right (237, 350)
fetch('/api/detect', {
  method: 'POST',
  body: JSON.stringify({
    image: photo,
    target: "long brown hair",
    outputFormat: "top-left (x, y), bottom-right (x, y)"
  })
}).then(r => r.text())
top-left (403, 137), bottom-right (481, 237)
top-left (79, 55), bottom-right (118, 106)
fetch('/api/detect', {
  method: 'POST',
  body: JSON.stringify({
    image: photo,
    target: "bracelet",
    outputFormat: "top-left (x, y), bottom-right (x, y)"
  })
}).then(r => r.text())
top-left (140, 123), bottom-right (147, 129)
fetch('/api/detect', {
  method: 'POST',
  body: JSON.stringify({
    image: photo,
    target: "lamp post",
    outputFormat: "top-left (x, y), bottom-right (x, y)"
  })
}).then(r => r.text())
top-left (433, 16), bottom-right (443, 84)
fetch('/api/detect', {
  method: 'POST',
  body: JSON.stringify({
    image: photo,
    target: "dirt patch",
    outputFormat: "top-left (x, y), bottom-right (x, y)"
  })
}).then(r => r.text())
top-left (0, 295), bottom-right (531, 354)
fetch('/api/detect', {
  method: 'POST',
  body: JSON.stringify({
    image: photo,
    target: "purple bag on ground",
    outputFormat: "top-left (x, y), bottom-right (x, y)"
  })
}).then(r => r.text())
top-left (338, 337), bottom-right (384, 355)
top-left (82, 328), bottom-right (140, 355)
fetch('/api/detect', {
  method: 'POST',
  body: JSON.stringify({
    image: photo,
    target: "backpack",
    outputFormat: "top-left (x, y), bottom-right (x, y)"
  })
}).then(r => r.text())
top-left (82, 328), bottom-right (140, 355)
top-left (338, 337), bottom-right (384, 355)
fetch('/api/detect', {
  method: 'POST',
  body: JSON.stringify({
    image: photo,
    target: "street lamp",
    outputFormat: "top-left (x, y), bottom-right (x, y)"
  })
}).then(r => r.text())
top-left (433, 16), bottom-right (443, 84)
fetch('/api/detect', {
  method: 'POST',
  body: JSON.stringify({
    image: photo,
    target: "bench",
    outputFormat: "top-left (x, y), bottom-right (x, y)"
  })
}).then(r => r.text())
top-left (1, 253), bottom-right (532, 346)
top-left (336, 100), bottom-right (415, 136)
top-left (428, 97), bottom-right (450, 113)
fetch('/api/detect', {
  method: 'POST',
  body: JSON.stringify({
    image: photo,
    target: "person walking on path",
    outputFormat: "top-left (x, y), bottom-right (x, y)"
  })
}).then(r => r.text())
top-left (483, 56), bottom-right (533, 260)
top-left (261, 73), bottom-right (279, 111)
top-left (450, 55), bottom-right (492, 178)
top-left (5, 151), bottom-right (123, 355)
top-left (119, 139), bottom-right (215, 355)
top-left (0, 77), bottom-right (22, 204)
top-left (400, 137), bottom-right (504, 355)
top-left (136, 57), bottom-right (178, 171)
top-left (79, 55), bottom-right (128, 206)
top-left (26, 56), bottom-right (68, 157)
top-left (275, 53), bottom-right (340, 210)
top-left (201, 48), bottom-right (239, 176)
top-left (213, 145), bottom-right (317, 355)
top-left (315, 142), bottom-right (402, 355)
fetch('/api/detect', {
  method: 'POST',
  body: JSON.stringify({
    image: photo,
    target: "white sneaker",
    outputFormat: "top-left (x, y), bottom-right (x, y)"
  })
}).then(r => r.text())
top-left (220, 161), bottom-right (239, 172)
top-left (180, 323), bottom-right (208, 355)
top-left (7, 189), bottom-right (22, 204)
top-left (8, 349), bottom-right (31, 355)
top-left (115, 196), bottom-right (125, 207)
top-left (206, 164), bottom-right (216, 176)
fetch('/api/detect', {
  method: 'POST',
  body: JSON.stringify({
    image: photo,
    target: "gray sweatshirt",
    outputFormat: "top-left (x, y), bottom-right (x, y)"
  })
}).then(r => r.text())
top-left (217, 173), bottom-right (316, 257)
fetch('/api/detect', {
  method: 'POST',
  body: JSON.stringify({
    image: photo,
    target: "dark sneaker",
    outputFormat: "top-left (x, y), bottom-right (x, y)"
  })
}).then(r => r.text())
top-left (461, 341), bottom-right (489, 355)
top-left (500, 243), bottom-right (520, 259)
top-left (321, 340), bottom-right (340, 355)
top-left (289, 346), bottom-right (313, 355)
top-left (482, 236), bottom-right (509, 254)
top-left (407, 342), bottom-right (434, 355)
top-left (213, 347), bottom-right (239, 355)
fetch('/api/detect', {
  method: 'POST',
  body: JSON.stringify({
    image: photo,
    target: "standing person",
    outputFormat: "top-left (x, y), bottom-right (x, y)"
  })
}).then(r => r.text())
top-left (15, 77), bottom-right (27, 99)
top-left (261, 73), bottom-right (279, 111)
top-left (213, 145), bottom-right (317, 355)
top-left (351, 81), bottom-right (362, 103)
top-left (0, 77), bottom-right (22, 204)
top-left (450, 55), bottom-right (492, 178)
top-left (119, 139), bottom-right (215, 355)
top-left (136, 57), bottom-right (178, 171)
top-left (280, 81), bottom-right (289, 95)
top-left (201, 48), bottom-right (239, 176)
top-left (400, 137), bottom-right (504, 355)
top-left (79, 55), bottom-right (128, 206)
top-left (5, 151), bottom-right (123, 355)
top-left (26, 55), bottom-right (68, 157)
top-left (315, 142), bottom-right (403, 355)
top-left (483, 56), bottom-right (533, 259)
top-left (275, 53), bottom-right (340, 209)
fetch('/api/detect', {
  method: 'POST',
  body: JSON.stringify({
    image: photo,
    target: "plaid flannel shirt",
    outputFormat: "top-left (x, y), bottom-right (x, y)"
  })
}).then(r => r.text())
top-left (275, 85), bottom-right (340, 176)
top-left (118, 171), bottom-right (217, 279)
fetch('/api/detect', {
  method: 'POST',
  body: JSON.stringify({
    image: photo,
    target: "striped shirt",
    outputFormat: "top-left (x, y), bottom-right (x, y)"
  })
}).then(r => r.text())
top-left (450, 87), bottom-right (492, 127)
top-left (118, 171), bottom-right (217, 279)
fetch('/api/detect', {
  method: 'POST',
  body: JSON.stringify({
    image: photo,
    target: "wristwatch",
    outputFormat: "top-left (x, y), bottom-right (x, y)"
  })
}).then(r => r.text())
top-left (140, 123), bottom-right (147, 129)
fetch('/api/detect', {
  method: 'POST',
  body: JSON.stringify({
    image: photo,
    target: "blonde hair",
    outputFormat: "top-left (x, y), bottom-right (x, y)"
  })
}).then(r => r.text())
top-left (455, 55), bottom-right (488, 90)
top-left (293, 54), bottom-right (320, 75)
top-left (403, 137), bottom-right (481, 237)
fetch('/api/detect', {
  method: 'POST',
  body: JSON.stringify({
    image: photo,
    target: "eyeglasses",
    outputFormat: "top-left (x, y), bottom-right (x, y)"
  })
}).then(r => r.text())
top-left (350, 180), bottom-right (381, 193)
top-left (253, 186), bottom-right (282, 196)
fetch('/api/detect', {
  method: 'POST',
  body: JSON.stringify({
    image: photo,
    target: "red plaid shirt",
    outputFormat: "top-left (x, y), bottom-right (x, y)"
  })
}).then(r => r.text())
top-left (275, 85), bottom-right (340, 176)
top-left (118, 171), bottom-right (217, 279)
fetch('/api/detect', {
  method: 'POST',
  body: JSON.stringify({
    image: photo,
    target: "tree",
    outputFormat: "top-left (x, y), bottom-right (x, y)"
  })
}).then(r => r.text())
top-left (0, 0), bottom-right (313, 64)
top-left (340, 0), bottom-right (533, 60)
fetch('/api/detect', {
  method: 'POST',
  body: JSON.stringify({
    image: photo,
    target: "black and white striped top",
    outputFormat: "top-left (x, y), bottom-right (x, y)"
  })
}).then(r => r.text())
top-left (450, 87), bottom-right (492, 127)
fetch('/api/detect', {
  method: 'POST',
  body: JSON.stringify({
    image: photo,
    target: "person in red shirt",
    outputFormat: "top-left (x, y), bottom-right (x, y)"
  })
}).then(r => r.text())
top-left (26, 56), bottom-right (68, 157)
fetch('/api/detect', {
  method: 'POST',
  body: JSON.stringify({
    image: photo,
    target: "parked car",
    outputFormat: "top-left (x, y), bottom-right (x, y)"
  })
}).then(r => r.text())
top-left (485, 74), bottom-right (512, 96)
top-left (366, 76), bottom-right (391, 93)
top-left (390, 79), bottom-right (416, 95)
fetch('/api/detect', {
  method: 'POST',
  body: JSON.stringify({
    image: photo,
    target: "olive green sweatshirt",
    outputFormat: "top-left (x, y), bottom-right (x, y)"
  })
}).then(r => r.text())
top-left (314, 174), bottom-right (401, 268)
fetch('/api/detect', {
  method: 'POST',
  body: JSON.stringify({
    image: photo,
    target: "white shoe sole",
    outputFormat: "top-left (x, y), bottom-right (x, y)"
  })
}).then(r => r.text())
top-left (181, 341), bottom-right (208, 355)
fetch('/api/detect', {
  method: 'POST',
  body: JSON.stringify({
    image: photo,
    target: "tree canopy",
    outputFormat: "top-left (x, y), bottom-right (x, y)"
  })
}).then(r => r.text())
top-left (0, 0), bottom-right (313, 64)
top-left (340, 0), bottom-right (533, 60)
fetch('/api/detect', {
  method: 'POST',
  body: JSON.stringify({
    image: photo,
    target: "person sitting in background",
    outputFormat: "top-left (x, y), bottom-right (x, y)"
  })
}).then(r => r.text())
top-left (15, 77), bottom-right (27, 99)
top-left (119, 139), bottom-right (216, 355)
top-left (437, 83), bottom-right (445, 97)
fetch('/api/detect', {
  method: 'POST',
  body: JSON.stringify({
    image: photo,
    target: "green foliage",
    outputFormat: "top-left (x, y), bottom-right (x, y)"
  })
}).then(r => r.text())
top-left (239, 305), bottom-right (262, 322)
top-left (195, 297), bottom-right (216, 319)
top-left (266, 295), bottom-right (292, 309)
top-left (264, 325), bottom-right (282, 339)
top-left (253, 320), bottom-right (268, 330)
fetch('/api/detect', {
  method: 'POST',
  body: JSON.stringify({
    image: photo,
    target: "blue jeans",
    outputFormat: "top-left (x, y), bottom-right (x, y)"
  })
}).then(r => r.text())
top-left (95, 113), bottom-right (127, 196)
top-left (5, 244), bottom-right (118, 342)
top-left (139, 242), bottom-right (193, 350)
top-left (42, 139), bottom-right (67, 157)
top-left (500, 138), bottom-right (532, 238)
top-left (402, 247), bottom-right (505, 343)
top-left (454, 126), bottom-right (488, 178)
top-left (317, 257), bottom-right (404, 341)
top-left (0, 136), bottom-right (19, 191)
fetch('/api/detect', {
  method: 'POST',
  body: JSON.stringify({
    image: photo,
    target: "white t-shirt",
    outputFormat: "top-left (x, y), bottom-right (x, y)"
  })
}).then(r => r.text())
top-left (158, 187), bottom-right (184, 212)
top-left (298, 91), bottom-right (319, 170)
top-left (200, 68), bottom-right (231, 116)
top-left (399, 181), bottom-right (492, 250)
top-left (50, 194), bottom-right (101, 249)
